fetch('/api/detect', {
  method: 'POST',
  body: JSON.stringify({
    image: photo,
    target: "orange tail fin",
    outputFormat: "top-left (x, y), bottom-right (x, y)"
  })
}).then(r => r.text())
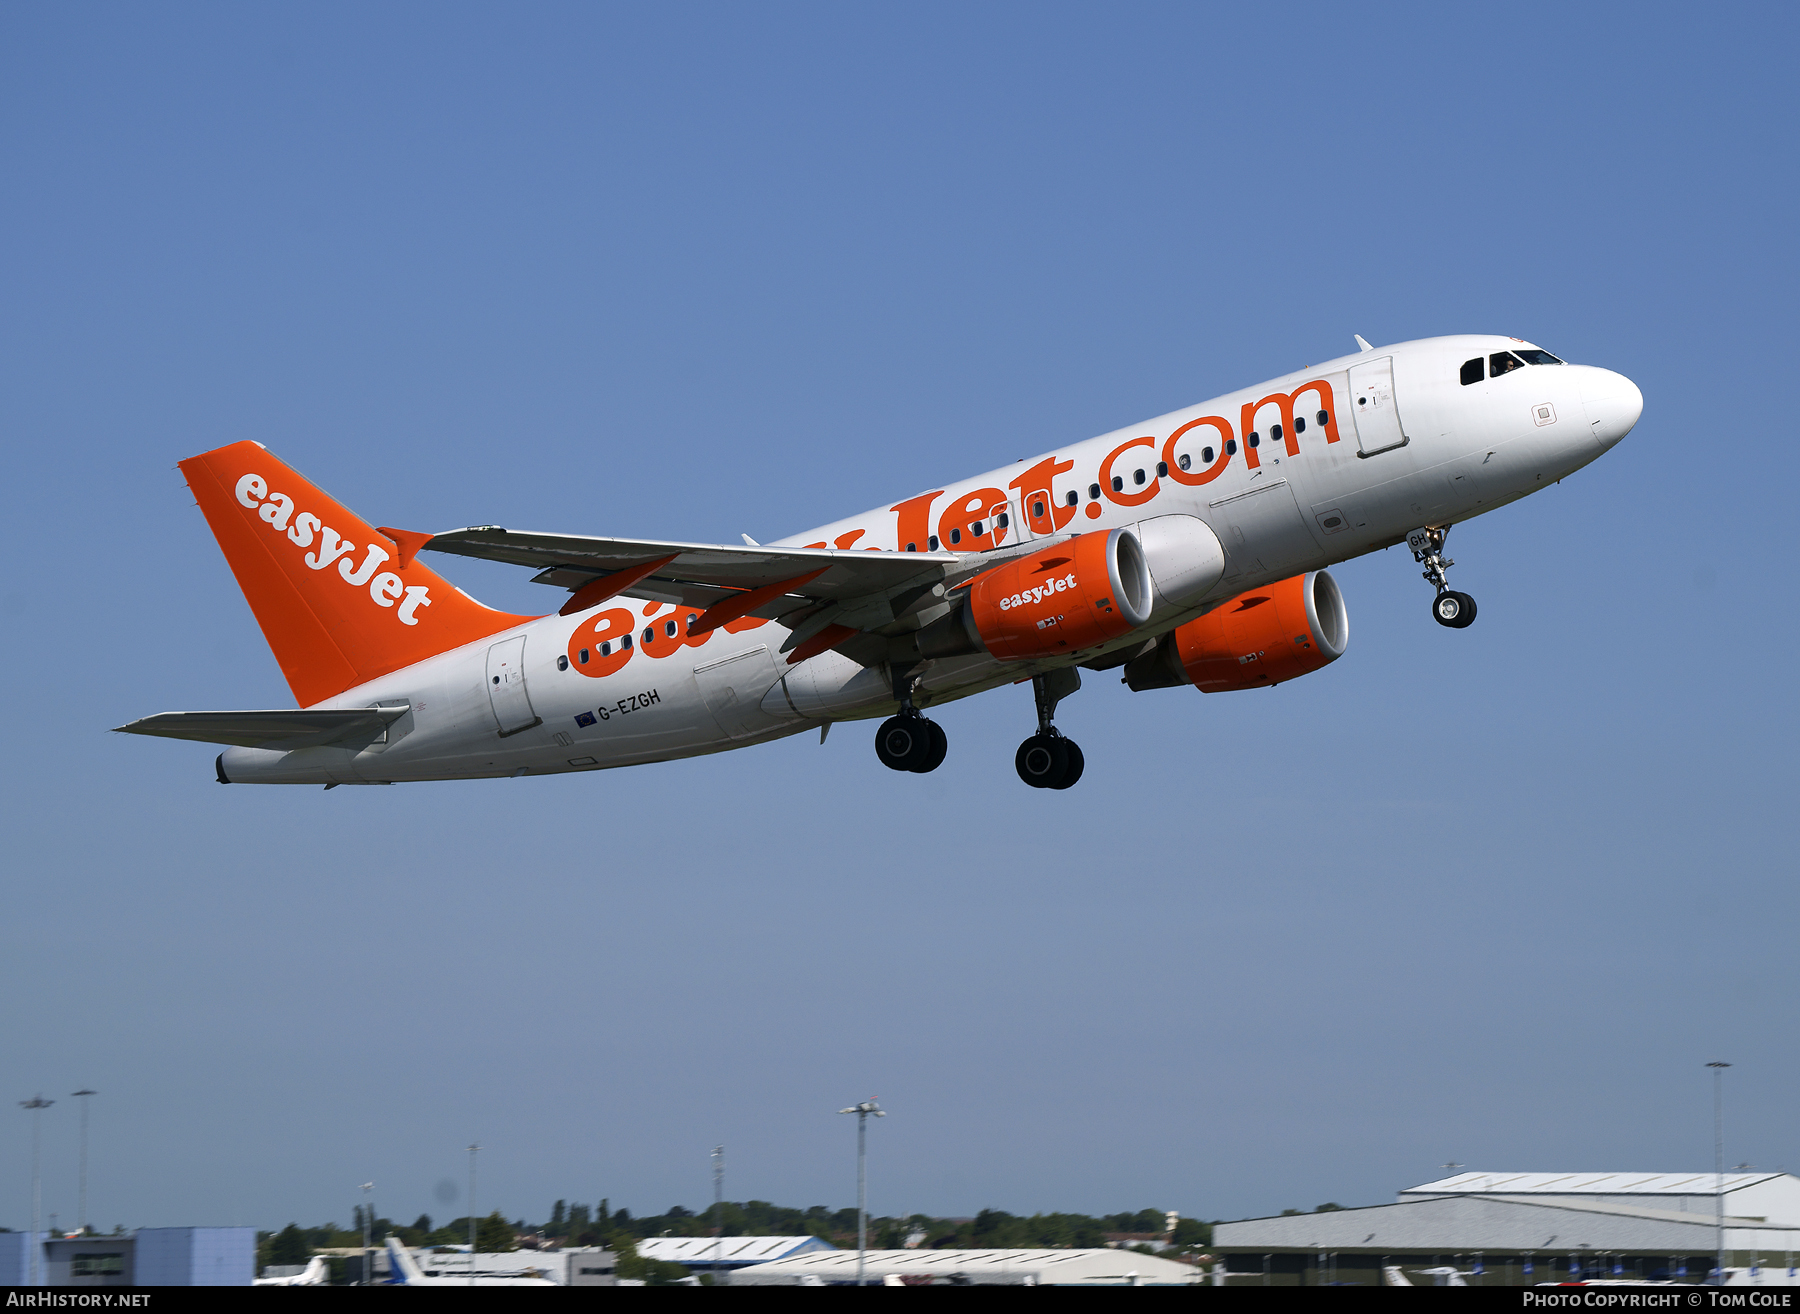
top-left (180, 441), bottom-right (534, 707)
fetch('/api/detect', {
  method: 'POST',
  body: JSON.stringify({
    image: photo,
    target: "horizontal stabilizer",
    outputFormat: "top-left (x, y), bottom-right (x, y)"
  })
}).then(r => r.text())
top-left (114, 705), bottom-right (409, 749)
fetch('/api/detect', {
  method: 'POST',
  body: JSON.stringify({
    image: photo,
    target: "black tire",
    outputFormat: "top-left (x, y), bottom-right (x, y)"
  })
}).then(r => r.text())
top-left (1048, 740), bottom-right (1084, 790)
top-left (1014, 734), bottom-right (1069, 788)
top-left (1432, 591), bottom-right (1467, 627)
top-left (1448, 591), bottom-right (1477, 628)
top-left (875, 715), bottom-right (931, 771)
top-left (910, 719), bottom-right (948, 774)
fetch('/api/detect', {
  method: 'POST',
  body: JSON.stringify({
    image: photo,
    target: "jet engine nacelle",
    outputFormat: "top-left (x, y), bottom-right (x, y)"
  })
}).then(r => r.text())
top-left (962, 527), bottom-right (1153, 661)
top-left (1126, 569), bottom-right (1348, 692)
top-left (1174, 569), bottom-right (1348, 692)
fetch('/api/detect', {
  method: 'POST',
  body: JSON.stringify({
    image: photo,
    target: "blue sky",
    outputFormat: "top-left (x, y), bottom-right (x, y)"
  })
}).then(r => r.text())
top-left (3, 2), bottom-right (1796, 1233)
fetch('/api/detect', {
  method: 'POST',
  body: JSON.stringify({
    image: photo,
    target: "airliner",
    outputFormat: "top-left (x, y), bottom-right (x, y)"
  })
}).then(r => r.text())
top-left (118, 335), bottom-right (1640, 789)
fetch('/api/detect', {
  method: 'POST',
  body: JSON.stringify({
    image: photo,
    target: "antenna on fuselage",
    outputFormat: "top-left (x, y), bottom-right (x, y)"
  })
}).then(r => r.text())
top-left (1354, 334), bottom-right (1375, 352)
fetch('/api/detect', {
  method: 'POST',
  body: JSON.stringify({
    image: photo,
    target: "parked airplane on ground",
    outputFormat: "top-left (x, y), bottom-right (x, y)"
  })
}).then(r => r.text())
top-left (119, 335), bottom-right (1639, 789)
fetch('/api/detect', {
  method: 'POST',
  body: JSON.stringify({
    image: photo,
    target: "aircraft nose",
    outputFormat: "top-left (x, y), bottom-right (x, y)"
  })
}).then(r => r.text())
top-left (1578, 367), bottom-right (1643, 448)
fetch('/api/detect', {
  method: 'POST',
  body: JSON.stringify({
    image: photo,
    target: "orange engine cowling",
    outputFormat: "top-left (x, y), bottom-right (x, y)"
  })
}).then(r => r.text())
top-left (963, 527), bottom-right (1153, 661)
top-left (1172, 569), bottom-right (1348, 692)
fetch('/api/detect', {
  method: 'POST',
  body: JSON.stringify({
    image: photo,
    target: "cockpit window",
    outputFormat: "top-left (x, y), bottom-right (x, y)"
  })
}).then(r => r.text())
top-left (1489, 351), bottom-right (1525, 376)
top-left (1460, 358), bottom-right (1483, 386)
top-left (1515, 348), bottom-right (1563, 365)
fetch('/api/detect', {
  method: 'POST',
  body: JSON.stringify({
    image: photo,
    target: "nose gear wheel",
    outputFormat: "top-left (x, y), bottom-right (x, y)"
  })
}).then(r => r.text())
top-left (1408, 526), bottom-right (1477, 629)
top-left (1432, 590), bottom-right (1477, 628)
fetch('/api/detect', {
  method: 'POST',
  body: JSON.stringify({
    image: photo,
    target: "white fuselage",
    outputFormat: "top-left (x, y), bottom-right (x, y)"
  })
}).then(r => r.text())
top-left (220, 335), bottom-right (1638, 785)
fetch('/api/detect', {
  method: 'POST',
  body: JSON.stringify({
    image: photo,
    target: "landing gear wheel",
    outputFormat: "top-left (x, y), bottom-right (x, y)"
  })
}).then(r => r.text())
top-left (875, 715), bottom-right (931, 771)
top-left (909, 719), bottom-right (948, 774)
top-left (1432, 590), bottom-right (1477, 629)
top-left (1015, 733), bottom-right (1070, 788)
top-left (1048, 739), bottom-right (1084, 790)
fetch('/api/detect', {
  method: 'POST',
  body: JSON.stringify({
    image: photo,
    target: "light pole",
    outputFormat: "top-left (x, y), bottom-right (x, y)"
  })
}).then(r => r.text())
top-left (837, 1098), bottom-right (885, 1287)
top-left (712, 1145), bottom-right (725, 1280)
top-left (71, 1091), bottom-right (96, 1235)
top-left (360, 1182), bottom-right (375, 1286)
top-left (467, 1144), bottom-right (480, 1287)
top-left (1708, 1062), bottom-right (1731, 1285)
top-left (19, 1096), bottom-right (53, 1286)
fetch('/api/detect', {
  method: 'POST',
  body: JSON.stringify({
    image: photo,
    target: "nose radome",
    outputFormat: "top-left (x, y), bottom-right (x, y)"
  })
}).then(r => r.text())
top-left (1578, 367), bottom-right (1644, 448)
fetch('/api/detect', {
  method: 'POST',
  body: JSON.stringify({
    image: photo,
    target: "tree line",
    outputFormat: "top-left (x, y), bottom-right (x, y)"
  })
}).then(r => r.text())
top-left (259, 1200), bottom-right (1211, 1274)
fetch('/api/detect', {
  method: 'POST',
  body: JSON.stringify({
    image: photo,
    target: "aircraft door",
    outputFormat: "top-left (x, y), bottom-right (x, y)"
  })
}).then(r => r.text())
top-left (485, 636), bottom-right (540, 736)
top-left (694, 644), bottom-right (781, 739)
top-left (1348, 356), bottom-right (1409, 456)
top-left (998, 490), bottom-right (1033, 544)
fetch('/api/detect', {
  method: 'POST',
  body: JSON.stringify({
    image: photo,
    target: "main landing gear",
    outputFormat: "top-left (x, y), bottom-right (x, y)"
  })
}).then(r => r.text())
top-left (1408, 526), bottom-right (1477, 630)
top-left (874, 666), bottom-right (948, 774)
top-left (1015, 668), bottom-right (1084, 791)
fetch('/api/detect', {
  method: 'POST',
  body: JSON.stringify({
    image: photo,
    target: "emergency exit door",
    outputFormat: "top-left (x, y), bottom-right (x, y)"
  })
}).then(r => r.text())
top-left (485, 636), bottom-right (540, 737)
top-left (1348, 356), bottom-right (1409, 456)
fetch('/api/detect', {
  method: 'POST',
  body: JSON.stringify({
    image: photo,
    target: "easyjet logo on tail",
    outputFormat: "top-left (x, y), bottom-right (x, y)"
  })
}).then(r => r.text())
top-left (233, 472), bottom-right (433, 625)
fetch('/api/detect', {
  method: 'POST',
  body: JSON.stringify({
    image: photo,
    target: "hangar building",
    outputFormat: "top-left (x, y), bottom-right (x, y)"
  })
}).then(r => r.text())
top-left (1212, 1172), bottom-right (1800, 1286)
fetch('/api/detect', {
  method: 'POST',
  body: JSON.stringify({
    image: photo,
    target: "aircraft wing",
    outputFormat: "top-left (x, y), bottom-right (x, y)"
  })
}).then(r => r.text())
top-left (423, 527), bottom-right (963, 630)
top-left (114, 706), bottom-right (409, 749)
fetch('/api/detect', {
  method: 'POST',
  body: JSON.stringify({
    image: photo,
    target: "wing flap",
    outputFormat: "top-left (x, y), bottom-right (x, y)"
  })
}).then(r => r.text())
top-left (114, 706), bottom-right (409, 749)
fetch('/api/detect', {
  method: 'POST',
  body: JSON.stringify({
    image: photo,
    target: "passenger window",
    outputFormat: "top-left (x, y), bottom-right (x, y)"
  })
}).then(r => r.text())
top-left (579, 648), bottom-right (591, 664)
top-left (1179, 452), bottom-right (1193, 470)
top-left (928, 535), bottom-right (939, 550)
top-left (599, 641), bottom-right (611, 657)
top-left (1317, 409), bottom-right (1329, 425)
top-left (1270, 424), bottom-right (1282, 443)
top-left (1156, 461), bottom-right (1168, 478)
top-left (1516, 348), bottom-right (1563, 365)
top-left (621, 633), bottom-right (632, 650)
top-left (1088, 483), bottom-right (1101, 500)
top-left (1200, 446), bottom-right (1213, 464)
top-left (1490, 351), bottom-right (1525, 376)
top-left (1461, 357), bottom-right (1484, 385)
top-left (557, 654), bottom-right (569, 671)
top-left (1132, 468), bottom-right (1145, 485)
top-left (1065, 490), bottom-right (1078, 507)
top-left (997, 511), bottom-right (1009, 528)
top-left (1031, 499), bottom-right (1044, 518)
top-left (1294, 417), bottom-right (1305, 434)
top-left (949, 527), bottom-right (961, 545)
top-left (642, 626), bottom-right (654, 645)
top-left (1110, 475), bottom-right (1123, 492)
top-left (970, 520), bottom-right (983, 537)
top-left (904, 541), bottom-right (917, 552)
top-left (1247, 432), bottom-right (1260, 448)
top-left (1225, 439), bottom-right (1237, 455)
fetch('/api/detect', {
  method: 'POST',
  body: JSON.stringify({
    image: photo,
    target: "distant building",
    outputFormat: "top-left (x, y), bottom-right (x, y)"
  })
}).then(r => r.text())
top-left (1212, 1173), bottom-right (1800, 1286)
top-left (637, 1235), bottom-right (835, 1272)
top-left (729, 1247), bottom-right (1199, 1286)
top-left (348, 1244), bottom-right (620, 1286)
top-left (0, 1228), bottom-right (255, 1287)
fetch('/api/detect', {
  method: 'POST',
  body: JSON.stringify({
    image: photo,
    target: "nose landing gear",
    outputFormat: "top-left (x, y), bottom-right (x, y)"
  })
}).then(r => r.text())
top-left (874, 664), bottom-right (948, 774)
top-left (1408, 526), bottom-right (1477, 629)
top-left (1015, 668), bottom-right (1084, 790)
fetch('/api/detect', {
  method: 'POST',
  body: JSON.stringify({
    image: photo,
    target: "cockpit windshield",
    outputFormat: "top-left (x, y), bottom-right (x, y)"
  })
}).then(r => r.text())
top-left (1460, 347), bottom-right (1567, 384)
